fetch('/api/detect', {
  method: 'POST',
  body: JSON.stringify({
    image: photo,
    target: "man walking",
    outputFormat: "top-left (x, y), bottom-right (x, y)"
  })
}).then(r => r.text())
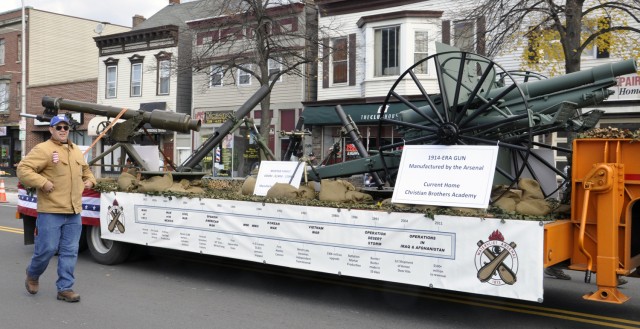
top-left (18, 114), bottom-right (96, 302)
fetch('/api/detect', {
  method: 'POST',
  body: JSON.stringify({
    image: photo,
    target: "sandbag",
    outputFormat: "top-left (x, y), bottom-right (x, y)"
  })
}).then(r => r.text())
top-left (137, 172), bottom-right (173, 193)
top-left (298, 183), bottom-right (316, 200)
top-left (266, 183), bottom-right (299, 199)
top-left (493, 197), bottom-right (517, 212)
top-left (117, 172), bottom-right (137, 192)
top-left (519, 178), bottom-right (544, 200)
top-left (241, 176), bottom-right (257, 195)
top-left (345, 190), bottom-right (373, 202)
top-left (319, 179), bottom-right (351, 202)
top-left (516, 199), bottom-right (551, 216)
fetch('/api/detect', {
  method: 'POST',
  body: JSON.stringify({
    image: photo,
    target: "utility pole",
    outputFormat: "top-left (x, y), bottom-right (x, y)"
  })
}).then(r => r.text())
top-left (20, 0), bottom-right (26, 158)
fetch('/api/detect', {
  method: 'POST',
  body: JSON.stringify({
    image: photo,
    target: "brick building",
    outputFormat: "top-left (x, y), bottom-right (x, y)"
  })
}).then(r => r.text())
top-left (0, 7), bottom-right (129, 175)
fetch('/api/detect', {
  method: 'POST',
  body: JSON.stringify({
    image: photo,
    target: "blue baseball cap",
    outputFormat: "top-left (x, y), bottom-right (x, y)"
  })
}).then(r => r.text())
top-left (50, 114), bottom-right (70, 126)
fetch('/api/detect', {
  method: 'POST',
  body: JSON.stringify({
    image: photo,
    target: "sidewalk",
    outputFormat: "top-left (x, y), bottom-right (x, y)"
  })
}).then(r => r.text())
top-left (1, 176), bottom-right (20, 204)
top-left (2, 176), bottom-right (19, 193)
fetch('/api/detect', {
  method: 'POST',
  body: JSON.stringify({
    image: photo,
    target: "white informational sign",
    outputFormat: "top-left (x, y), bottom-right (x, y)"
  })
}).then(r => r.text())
top-left (254, 161), bottom-right (305, 196)
top-left (392, 145), bottom-right (499, 208)
top-left (100, 193), bottom-right (544, 302)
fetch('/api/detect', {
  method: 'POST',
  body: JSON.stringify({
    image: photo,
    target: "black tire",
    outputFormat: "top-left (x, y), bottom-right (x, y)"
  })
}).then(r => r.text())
top-left (78, 227), bottom-right (88, 252)
top-left (86, 225), bottom-right (132, 265)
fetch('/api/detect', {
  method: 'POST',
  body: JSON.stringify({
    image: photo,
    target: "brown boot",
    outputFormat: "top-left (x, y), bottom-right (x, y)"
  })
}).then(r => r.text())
top-left (57, 290), bottom-right (80, 302)
top-left (25, 270), bottom-right (39, 295)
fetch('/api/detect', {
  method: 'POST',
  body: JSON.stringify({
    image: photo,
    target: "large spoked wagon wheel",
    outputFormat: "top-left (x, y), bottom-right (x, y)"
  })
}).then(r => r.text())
top-left (375, 51), bottom-right (542, 203)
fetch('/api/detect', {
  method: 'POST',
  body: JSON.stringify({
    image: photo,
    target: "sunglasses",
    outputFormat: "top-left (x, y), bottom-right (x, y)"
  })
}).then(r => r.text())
top-left (54, 125), bottom-right (70, 131)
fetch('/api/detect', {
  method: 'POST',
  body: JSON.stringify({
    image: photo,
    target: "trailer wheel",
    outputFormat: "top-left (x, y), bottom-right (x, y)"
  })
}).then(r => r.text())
top-left (86, 225), bottom-right (132, 265)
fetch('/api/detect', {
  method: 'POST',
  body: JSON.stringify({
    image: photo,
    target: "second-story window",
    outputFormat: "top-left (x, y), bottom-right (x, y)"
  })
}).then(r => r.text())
top-left (158, 60), bottom-right (170, 95)
top-left (0, 39), bottom-right (5, 65)
top-left (454, 20), bottom-right (474, 53)
top-left (106, 66), bottom-right (117, 98)
top-left (414, 31), bottom-right (428, 74)
top-left (17, 35), bottom-right (21, 63)
top-left (0, 81), bottom-right (9, 112)
top-left (238, 64), bottom-right (252, 86)
top-left (374, 26), bottom-right (400, 77)
top-left (268, 58), bottom-right (282, 83)
top-left (155, 51), bottom-right (172, 96)
top-left (332, 37), bottom-right (348, 83)
top-left (210, 65), bottom-right (223, 87)
top-left (131, 63), bottom-right (142, 97)
top-left (104, 57), bottom-right (119, 99)
top-left (129, 55), bottom-right (145, 97)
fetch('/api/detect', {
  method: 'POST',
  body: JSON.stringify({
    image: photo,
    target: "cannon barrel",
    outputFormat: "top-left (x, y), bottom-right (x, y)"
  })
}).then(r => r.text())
top-left (178, 85), bottom-right (270, 171)
top-left (398, 59), bottom-right (637, 125)
top-left (517, 59), bottom-right (636, 99)
top-left (41, 96), bottom-right (201, 133)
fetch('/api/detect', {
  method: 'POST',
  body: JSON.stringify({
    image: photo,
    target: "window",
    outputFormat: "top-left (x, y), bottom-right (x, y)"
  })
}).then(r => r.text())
top-left (322, 34), bottom-right (355, 88)
top-left (16, 82), bottom-right (20, 111)
top-left (374, 26), bottom-right (400, 77)
top-left (413, 31), bottom-right (428, 74)
top-left (17, 35), bottom-right (21, 63)
top-left (332, 38), bottom-right (348, 83)
top-left (158, 59), bottom-right (170, 95)
top-left (268, 58), bottom-right (282, 83)
top-left (238, 64), bottom-right (252, 86)
top-left (0, 81), bottom-right (8, 112)
top-left (0, 39), bottom-right (4, 65)
top-left (131, 63), bottom-right (142, 96)
top-left (454, 20), bottom-right (474, 52)
top-left (210, 65), bottom-right (223, 87)
top-left (106, 66), bottom-right (117, 98)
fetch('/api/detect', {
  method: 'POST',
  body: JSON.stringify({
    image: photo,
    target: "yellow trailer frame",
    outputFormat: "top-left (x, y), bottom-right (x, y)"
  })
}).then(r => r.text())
top-left (544, 139), bottom-right (640, 304)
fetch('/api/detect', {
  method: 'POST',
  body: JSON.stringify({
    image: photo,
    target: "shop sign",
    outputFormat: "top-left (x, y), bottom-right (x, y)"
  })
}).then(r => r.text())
top-left (610, 74), bottom-right (640, 100)
top-left (204, 111), bottom-right (233, 124)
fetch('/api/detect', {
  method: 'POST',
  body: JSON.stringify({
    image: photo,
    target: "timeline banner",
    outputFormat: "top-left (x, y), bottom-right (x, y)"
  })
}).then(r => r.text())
top-left (101, 193), bottom-right (544, 302)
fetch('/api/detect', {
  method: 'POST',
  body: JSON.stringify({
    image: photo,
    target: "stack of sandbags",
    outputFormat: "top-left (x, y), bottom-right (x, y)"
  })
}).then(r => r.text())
top-left (492, 178), bottom-right (551, 216)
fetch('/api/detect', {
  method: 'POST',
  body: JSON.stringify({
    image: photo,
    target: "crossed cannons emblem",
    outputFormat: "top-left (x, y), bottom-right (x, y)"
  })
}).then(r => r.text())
top-left (108, 207), bottom-right (125, 233)
top-left (476, 240), bottom-right (517, 285)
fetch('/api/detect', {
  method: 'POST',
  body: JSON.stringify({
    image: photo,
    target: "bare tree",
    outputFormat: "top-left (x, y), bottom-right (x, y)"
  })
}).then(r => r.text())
top-left (460, 0), bottom-right (640, 74)
top-left (186, 0), bottom-right (334, 155)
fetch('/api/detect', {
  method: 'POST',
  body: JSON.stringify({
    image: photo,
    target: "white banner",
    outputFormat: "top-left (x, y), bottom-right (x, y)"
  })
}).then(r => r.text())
top-left (392, 145), bottom-right (499, 208)
top-left (101, 193), bottom-right (544, 302)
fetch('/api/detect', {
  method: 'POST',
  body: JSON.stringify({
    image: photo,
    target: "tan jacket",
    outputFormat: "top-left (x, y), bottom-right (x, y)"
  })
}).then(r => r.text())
top-left (17, 139), bottom-right (96, 214)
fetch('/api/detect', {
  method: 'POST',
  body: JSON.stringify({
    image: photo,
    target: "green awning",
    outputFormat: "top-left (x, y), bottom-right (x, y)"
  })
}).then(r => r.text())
top-left (302, 102), bottom-right (427, 125)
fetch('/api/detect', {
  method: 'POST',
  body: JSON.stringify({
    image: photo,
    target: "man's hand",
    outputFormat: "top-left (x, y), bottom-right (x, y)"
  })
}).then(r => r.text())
top-left (84, 180), bottom-right (94, 189)
top-left (42, 181), bottom-right (54, 193)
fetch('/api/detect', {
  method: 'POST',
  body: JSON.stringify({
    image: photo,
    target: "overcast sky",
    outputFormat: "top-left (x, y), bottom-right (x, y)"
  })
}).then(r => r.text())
top-left (0, 0), bottom-right (196, 27)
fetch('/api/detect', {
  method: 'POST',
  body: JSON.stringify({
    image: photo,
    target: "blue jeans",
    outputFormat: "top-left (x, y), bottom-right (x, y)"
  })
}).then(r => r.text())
top-left (26, 213), bottom-right (82, 292)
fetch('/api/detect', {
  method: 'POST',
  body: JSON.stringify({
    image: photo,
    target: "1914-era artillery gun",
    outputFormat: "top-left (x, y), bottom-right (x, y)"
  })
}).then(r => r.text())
top-left (306, 43), bottom-right (636, 199)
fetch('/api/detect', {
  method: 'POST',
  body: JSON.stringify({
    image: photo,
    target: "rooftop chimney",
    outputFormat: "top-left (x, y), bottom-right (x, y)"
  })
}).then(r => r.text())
top-left (132, 15), bottom-right (146, 28)
top-left (169, 0), bottom-right (180, 4)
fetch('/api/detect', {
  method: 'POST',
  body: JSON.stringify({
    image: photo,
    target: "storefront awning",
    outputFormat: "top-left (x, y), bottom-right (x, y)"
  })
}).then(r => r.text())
top-left (302, 101), bottom-right (427, 125)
